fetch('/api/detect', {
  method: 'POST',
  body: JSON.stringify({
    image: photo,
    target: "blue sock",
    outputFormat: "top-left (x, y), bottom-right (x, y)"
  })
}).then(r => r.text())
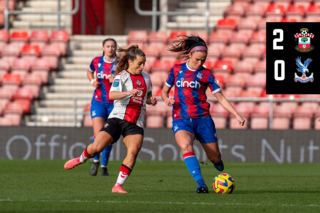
top-left (183, 152), bottom-right (205, 186)
top-left (101, 144), bottom-right (112, 167)
top-left (92, 136), bottom-right (100, 162)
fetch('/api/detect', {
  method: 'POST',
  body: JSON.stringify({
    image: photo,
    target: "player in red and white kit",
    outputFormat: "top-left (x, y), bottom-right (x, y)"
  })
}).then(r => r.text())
top-left (64, 45), bottom-right (157, 193)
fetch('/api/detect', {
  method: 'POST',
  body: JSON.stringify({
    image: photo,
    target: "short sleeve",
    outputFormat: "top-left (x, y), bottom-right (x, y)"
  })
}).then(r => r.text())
top-left (165, 67), bottom-right (175, 88)
top-left (208, 73), bottom-right (221, 95)
top-left (110, 74), bottom-right (123, 92)
top-left (88, 60), bottom-right (95, 72)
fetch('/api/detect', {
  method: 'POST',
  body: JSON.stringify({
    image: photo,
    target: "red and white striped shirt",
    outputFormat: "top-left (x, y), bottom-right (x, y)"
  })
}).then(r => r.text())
top-left (109, 70), bottom-right (152, 128)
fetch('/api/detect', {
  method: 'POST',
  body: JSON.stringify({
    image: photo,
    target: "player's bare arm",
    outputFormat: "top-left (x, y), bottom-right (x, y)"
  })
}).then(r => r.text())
top-left (214, 92), bottom-right (245, 126)
top-left (161, 86), bottom-right (174, 106)
top-left (147, 95), bottom-right (157, 106)
top-left (87, 69), bottom-right (101, 88)
top-left (109, 89), bottom-right (139, 100)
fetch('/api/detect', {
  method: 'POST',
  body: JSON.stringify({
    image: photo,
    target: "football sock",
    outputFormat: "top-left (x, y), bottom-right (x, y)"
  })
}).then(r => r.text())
top-left (92, 136), bottom-right (100, 162)
top-left (183, 152), bottom-right (205, 186)
top-left (80, 147), bottom-right (93, 163)
top-left (116, 164), bottom-right (132, 185)
top-left (101, 144), bottom-right (113, 167)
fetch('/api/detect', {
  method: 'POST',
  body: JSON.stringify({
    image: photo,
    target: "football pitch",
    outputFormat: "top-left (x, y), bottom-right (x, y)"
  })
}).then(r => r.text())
top-left (0, 160), bottom-right (319, 213)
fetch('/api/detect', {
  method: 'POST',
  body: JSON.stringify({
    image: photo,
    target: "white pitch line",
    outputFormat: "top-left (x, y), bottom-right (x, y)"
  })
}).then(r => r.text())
top-left (0, 199), bottom-right (319, 207)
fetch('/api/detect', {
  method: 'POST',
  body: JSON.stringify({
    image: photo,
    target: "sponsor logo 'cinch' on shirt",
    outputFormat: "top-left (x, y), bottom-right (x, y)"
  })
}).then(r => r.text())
top-left (89, 56), bottom-right (117, 104)
top-left (165, 62), bottom-right (221, 121)
top-left (109, 70), bottom-right (152, 128)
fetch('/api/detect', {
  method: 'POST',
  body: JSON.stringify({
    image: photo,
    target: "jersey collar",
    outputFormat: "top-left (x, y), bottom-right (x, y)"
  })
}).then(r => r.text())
top-left (186, 61), bottom-right (201, 72)
top-left (103, 56), bottom-right (117, 63)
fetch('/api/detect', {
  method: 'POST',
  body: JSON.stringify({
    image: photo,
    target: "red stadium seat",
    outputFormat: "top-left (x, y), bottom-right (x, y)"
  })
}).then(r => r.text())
top-left (2, 73), bottom-right (21, 85)
top-left (83, 115), bottom-right (92, 127)
top-left (128, 30), bottom-right (148, 45)
top-left (41, 44), bottom-right (60, 69)
top-left (281, 18), bottom-right (298, 22)
top-left (141, 44), bottom-right (160, 59)
top-left (22, 73), bottom-right (42, 86)
top-left (246, 73), bottom-right (266, 88)
top-left (225, 4), bottom-right (245, 17)
top-left (258, 17), bottom-right (282, 30)
top-left (222, 88), bottom-right (240, 97)
top-left (23, 84), bottom-right (40, 99)
top-left (210, 103), bottom-right (229, 117)
top-left (301, 17), bottom-right (320, 22)
top-left (11, 58), bottom-right (30, 72)
top-left (233, 60), bottom-right (254, 74)
top-left (272, 117), bottom-right (290, 129)
top-left (242, 44), bottom-right (264, 59)
top-left (300, 102), bottom-right (319, 113)
top-left (159, 45), bottom-right (179, 59)
top-left (209, 31), bottom-right (230, 44)
top-left (237, 18), bottom-right (259, 31)
top-left (274, 104), bottom-right (294, 118)
top-left (213, 60), bottom-right (233, 73)
top-left (151, 59), bottom-right (172, 73)
top-left (3, 102), bottom-right (24, 115)
top-left (168, 31), bottom-right (187, 43)
top-left (254, 59), bottom-right (266, 73)
top-left (191, 31), bottom-right (208, 43)
top-left (250, 31), bottom-right (266, 44)
top-left (214, 75), bottom-right (225, 88)
top-left (230, 32), bottom-right (250, 44)
top-left (1, 44), bottom-right (20, 57)
top-left (31, 58), bottom-right (50, 72)
top-left (0, 0), bottom-right (15, 11)
top-left (202, 60), bottom-right (212, 70)
top-left (32, 71), bottom-right (48, 84)
top-left (239, 90), bottom-right (259, 97)
top-left (252, 104), bottom-right (270, 117)
top-left (245, 4), bottom-right (266, 16)
top-left (4, 114), bottom-right (21, 126)
top-left (148, 31), bottom-right (167, 46)
top-left (0, 29), bottom-right (9, 42)
top-left (146, 101), bottom-right (168, 116)
top-left (225, 74), bottom-right (246, 89)
top-left (212, 116), bottom-right (227, 129)
top-left (216, 18), bottom-right (237, 30)
top-left (10, 31), bottom-right (29, 42)
top-left (207, 44), bottom-right (225, 60)
top-left (150, 72), bottom-right (167, 87)
top-left (292, 105), bottom-right (314, 118)
top-left (0, 87), bottom-right (14, 100)
top-left (0, 13), bottom-right (4, 27)
top-left (13, 88), bottom-right (33, 101)
top-left (221, 45), bottom-right (243, 59)
top-left (306, 4), bottom-right (320, 17)
top-left (0, 117), bottom-right (13, 126)
top-left (21, 44), bottom-right (40, 56)
top-left (30, 30), bottom-right (49, 42)
top-left (293, 117), bottom-right (311, 130)
top-left (286, 4), bottom-right (305, 17)
top-left (294, 0), bottom-right (311, 7)
top-left (260, 89), bottom-right (280, 99)
top-left (0, 58), bottom-right (10, 73)
top-left (266, 4), bottom-right (286, 17)
top-left (281, 94), bottom-right (300, 99)
top-left (14, 99), bottom-right (31, 113)
top-left (251, 117), bottom-right (268, 129)
top-left (155, 88), bottom-right (174, 97)
top-left (146, 115), bottom-right (164, 128)
top-left (50, 30), bottom-right (69, 42)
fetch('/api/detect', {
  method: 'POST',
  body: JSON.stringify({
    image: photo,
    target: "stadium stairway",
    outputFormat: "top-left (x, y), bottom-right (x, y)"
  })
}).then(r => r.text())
top-left (25, 35), bottom-right (127, 127)
top-left (167, 0), bottom-right (231, 31)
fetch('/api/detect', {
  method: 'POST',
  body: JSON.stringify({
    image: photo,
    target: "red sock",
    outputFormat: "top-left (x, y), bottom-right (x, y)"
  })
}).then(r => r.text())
top-left (80, 148), bottom-right (93, 163)
top-left (116, 164), bottom-right (132, 185)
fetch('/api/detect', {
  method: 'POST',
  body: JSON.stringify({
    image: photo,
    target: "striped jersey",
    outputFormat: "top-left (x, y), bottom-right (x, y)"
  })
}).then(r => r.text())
top-left (109, 70), bottom-right (152, 128)
top-left (165, 62), bottom-right (221, 121)
top-left (89, 56), bottom-right (117, 103)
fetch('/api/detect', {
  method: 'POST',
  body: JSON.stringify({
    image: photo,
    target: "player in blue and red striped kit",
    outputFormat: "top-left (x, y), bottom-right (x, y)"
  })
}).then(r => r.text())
top-left (161, 35), bottom-right (245, 193)
top-left (87, 38), bottom-right (118, 176)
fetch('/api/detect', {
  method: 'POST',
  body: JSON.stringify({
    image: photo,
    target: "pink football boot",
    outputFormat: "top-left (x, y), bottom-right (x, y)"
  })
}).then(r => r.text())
top-left (112, 183), bottom-right (127, 193)
top-left (64, 157), bottom-right (81, 170)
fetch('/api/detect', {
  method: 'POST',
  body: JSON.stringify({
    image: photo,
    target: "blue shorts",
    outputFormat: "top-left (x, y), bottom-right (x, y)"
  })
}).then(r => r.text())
top-left (90, 101), bottom-right (114, 120)
top-left (172, 116), bottom-right (218, 143)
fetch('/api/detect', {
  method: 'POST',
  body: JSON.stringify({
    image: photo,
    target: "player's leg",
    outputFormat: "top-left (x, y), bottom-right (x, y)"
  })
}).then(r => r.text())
top-left (64, 119), bottom-right (119, 170)
top-left (174, 120), bottom-right (208, 193)
top-left (90, 116), bottom-right (105, 176)
top-left (112, 122), bottom-right (144, 193)
top-left (100, 103), bottom-right (114, 176)
top-left (196, 116), bottom-right (224, 172)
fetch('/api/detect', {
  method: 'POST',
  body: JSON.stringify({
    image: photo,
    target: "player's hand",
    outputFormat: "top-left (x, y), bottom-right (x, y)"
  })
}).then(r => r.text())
top-left (150, 96), bottom-right (157, 106)
top-left (108, 75), bottom-right (114, 83)
top-left (126, 89), bottom-right (139, 97)
top-left (92, 80), bottom-right (101, 88)
top-left (236, 114), bottom-right (245, 126)
top-left (165, 97), bottom-right (174, 107)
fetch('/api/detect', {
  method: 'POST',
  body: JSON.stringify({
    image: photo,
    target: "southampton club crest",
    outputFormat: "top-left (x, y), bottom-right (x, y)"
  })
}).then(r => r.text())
top-left (136, 80), bottom-right (141, 86)
top-left (294, 57), bottom-right (314, 83)
top-left (294, 28), bottom-right (315, 53)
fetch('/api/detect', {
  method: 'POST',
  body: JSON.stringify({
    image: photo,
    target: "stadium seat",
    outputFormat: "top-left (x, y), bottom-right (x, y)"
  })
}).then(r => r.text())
top-left (41, 44), bottom-right (60, 69)
top-left (150, 72), bottom-right (168, 87)
top-left (245, 4), bottom-right (266, 16)
top-left (293, 117), bottom-right (312, 130)
top-left (294, 0), bottom-right (311, 7)
top-left (266, 4), bottom-right (286, 17)
top-left (221, 45), bottom-right (243, 59)
top-left (83, 115), bottom-right (93, 127)
top-left (21, 44), bottom-right (41, 65)
top-left (300, 102), bottom-right (319, 113)
top-left (0, 87), bottom-right (14, 100)
top-left (0, 0), bottom-right (15, 12)
top-left (23, 84), bottom-right (40, 99)
top-left (207, 43), bottom-right (225, 60)
top-left (216, 18), bottom-right (237, 31)
top-left (225, 74), bottom-right (246, 89)
top-left (250, 31), bottom-right (266, 44)
top-left (281, 94), bottom-right (300, 99)
top-left (210, 103), bottom-right (229, 117)
top-left (159, 45), bottom-right (178, 59)
top-left (14, 99), bottom-right (31, 114)
top-left (168, 31), bottom-right (187, 43)
top-left (225, 4), bottom-right (245, 17)
top-left (0, 58), bottom-right (10, 74)
top-left (286, 4), bottom-right (305, 19)
top-left (10, 31), bottom-right (28, 43)
top-left (213, 60), bottom-right (233, 74)
top-left (258, 17), bottom-right (282, 30)
top-left (301, 17), bottom-right (320, 22)
top-left (1, 44), bottom-right (21, 64)
top-left (3, 102), bottom-right (24, 115)
top-left (31, 58), bottom-right (50, 72)
top-left (4, 114), bottom-right (21, 126)
top-left (154, 88), bottom-right (174, 97)
top-left (272, 117), bottom-right (290, 129)
top-left (242, 45), bottom-right (264, 59)
top-left (2, 73), bottom-right (21, 86)
top-left (203, 60), bottom-right (212, 70)
top-left (233, 60), bottom-right (254, 74)
top-left (254, 59), bottom-right (266, 73)
top-left (191, 31), bottom-right (208, 43)
top-left (281, 18), bottom-right (298, 22)
top-left (22, 73), bottom-right (42, 86)
top-left (209, 31), bottom-right (230, 44)
top-left (222, 88), bottom-right (239, 97)
top-left (292, 105), bottom-right (314, 118)
top-left (0, 29), bottom-right (9, 43)
top-left (128, 30), bottom-right (148, 45)
top-left (0, 117), bottom-right (13, 126)
top-left (146, 115), bottom-right (165, 128)
top-left (50, 30), bottom-right (69, 55)
top-left (148, 31), bottom-right (167, 47)
top-left (151, 59), bottom-right (172, 73)
top-left (239, 90), bottom-right (259, 97)
top-left (230, 32), bottom-right (250, 44)
top-left (306, 5), bottom-right (320, 17)
top-left (212, 116), bottom-right (227, 129)
top-left (141, 44), bottom-right (160, 59)
top-left (260, 89), bottom-right (281, 99)
top-left (251, 117), bottom-right (268, 129)
top-left (274, 103), bottom-right (295, 118)
top-left (246, 73), bottom-right (266, 88)
top-left (214, 75), bottom-right (225, 88)
top-left (13, 88), bottom-right (33, 101)
top-left (11, 58), bottom-right (30, 72)
top-left (30, 30), bottom-right (49, 42)
top-left (237, 18), bottom-right (259, 31)
top-left (252, 104), bottom-right (270, 117)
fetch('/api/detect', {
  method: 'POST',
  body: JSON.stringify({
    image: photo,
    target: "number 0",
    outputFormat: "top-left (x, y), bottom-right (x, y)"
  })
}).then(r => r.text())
top-left (273, 29), bottom-right (283, 50)
top-left (274, 60), bottom-right (285, 81)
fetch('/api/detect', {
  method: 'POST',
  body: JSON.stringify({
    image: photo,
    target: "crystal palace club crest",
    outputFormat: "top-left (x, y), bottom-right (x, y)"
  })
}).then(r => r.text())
top-left (294, 28), bottom-right (315, 53)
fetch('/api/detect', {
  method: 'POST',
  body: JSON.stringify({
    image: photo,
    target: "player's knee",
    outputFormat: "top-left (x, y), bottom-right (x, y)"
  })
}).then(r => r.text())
top-left (130, 145), bottom-right (141, 156)
top-left (179, 143), bottom-right (193, 153)
top-left (208, 151), bottom-right (220, 163)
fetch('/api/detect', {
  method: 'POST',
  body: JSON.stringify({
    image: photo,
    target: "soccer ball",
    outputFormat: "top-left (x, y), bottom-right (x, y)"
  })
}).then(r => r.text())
top-left (301, 30), bottom-right (308, 36)
top-left (213, 173), bottom-right (235, 194)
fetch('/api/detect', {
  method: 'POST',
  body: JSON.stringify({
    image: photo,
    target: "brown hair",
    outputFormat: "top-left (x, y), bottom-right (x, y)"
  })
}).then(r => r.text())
top-left (114, 45), bottom-right (145, 76)
top-left (168, 35), bottom-right (207, 60)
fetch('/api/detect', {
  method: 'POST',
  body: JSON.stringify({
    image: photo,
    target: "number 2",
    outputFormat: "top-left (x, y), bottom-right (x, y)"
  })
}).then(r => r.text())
top-left (273, 29), bottom-right (283, 50)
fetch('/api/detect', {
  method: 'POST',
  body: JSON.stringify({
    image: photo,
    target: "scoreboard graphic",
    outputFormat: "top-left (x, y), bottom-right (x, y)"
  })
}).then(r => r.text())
top-left (266, 23), bottom-right (320, 94)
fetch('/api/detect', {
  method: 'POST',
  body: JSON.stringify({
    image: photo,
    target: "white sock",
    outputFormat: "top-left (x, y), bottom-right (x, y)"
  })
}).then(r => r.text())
top-left (116, 164), bottom-right (132, 185)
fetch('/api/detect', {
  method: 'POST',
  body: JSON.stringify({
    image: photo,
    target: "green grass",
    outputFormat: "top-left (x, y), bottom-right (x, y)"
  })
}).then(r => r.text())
top-left (0, 160), bottom-right (320, 213)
